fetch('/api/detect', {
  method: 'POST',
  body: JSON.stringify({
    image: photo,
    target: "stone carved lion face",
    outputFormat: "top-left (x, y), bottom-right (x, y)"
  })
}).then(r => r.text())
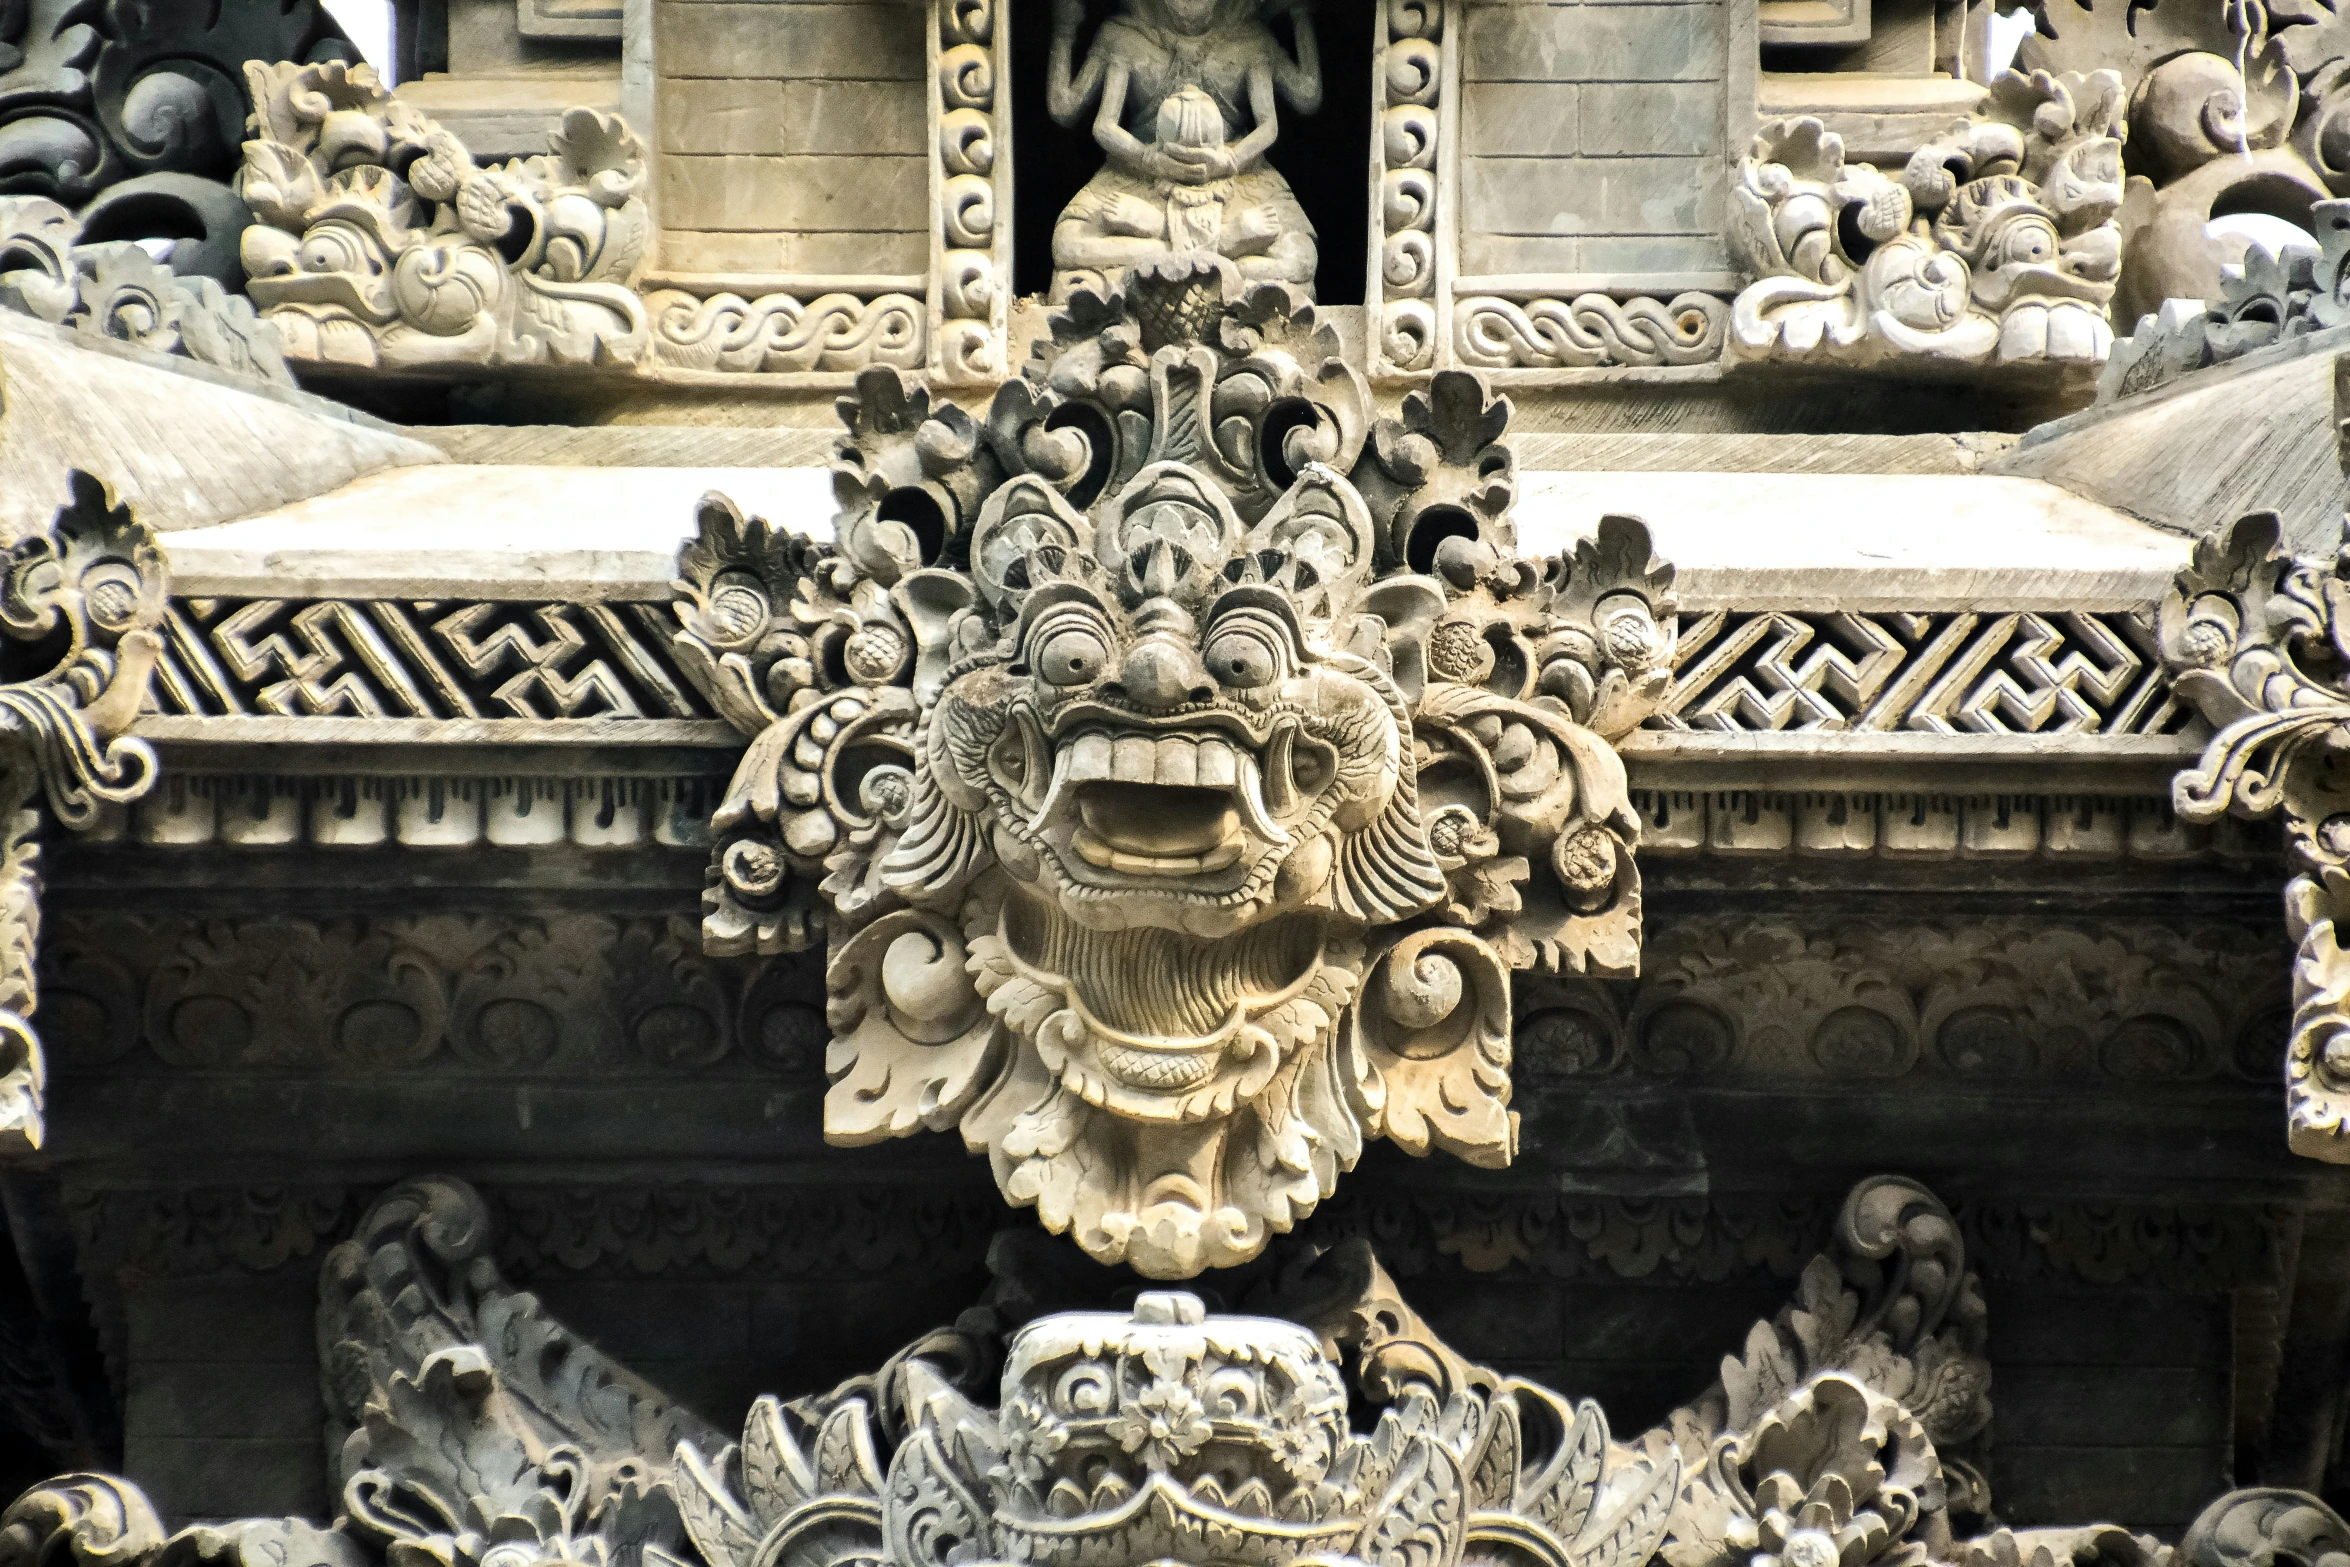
top-left (675, 260), bottom-right (1676, 1275)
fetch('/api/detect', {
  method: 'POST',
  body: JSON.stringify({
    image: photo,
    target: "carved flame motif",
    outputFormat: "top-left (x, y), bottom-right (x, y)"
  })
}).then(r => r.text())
top-left (672, 258), bottom-right (1677, 1276)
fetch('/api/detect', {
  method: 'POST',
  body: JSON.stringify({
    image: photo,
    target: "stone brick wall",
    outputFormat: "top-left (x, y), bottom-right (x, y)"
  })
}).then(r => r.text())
top-left (1457, 0), bottom-right (1732, 280)
top-left (652, 0), bottom-right (930, 277)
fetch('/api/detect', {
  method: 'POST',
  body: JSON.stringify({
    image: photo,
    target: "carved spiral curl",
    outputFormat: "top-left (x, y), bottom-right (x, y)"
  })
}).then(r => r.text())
top-left (942, 174), bottom-right (995, 249)
top-left (940, 251), bottom-right (996, 319)
top-left (939, 43), bottom-right (993, 112)
top-left (938, 317), bottom-right (999, 381)
top-left (941, 108), bottom-right (994, 176)
top-left (1388, 0), bottom-right (1442, 42)
top-left (1383, 167), bottom-right (1436, 233)
top-left (1383, 230), bottom-right (1436, 295)
top-left (1385, 38), bottom-right (1442, 107)
top-left (942, 0), bottom-right (994, 45)
top-left (1381, 298), bottom-right (1438, 369)
top-left (1454, 292), bottom-right (1727, 368)
top-left (1383, 105), bottom-right (1438, 170)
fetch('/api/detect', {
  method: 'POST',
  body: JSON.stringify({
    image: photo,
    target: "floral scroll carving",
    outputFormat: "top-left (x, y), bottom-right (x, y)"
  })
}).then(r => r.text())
top-left (2156, 510), bottom-right (2350, 1161)
top-left (1728, 72), bottom-right (2127, 368)
top-left (0, 473), bottom-right (167, 1152)
top-left (2, 1172), bottom-right (2308, 1567)
top-left (237, 62), bottom-right (649, 371)
top-left (671, 260), bottom-right (1675, 1276)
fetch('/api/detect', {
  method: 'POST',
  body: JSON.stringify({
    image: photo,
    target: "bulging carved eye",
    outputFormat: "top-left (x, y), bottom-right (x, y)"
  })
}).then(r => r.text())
top-left (1031, 614), bottom-right (1111, 686)
top-left (1203, 610), bottom-right (1289, 689)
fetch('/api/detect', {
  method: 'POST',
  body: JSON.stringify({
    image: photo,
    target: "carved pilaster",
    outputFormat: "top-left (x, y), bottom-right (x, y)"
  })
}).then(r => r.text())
top-left (2158, 512), bottom-right (2350, 1161)
top-left (927, 0), bottom-right (1011, 385)
top-left (0, 473), bottom-right (165, 1153)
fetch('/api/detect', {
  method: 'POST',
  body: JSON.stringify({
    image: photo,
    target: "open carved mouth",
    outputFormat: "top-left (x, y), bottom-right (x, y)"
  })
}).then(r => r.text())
top-left (1021, 723), bottom-right (1302, 878)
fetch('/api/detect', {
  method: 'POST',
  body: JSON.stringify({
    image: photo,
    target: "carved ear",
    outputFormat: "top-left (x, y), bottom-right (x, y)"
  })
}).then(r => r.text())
top-left (1349, 576), bottom-right (1446, 703)
top-left (893, 569), bottom-right (977, 706)
top-left (824, 910), bottom-right (1000, 1145)
top-left (1355, 929), bottom-right (1515, 1168)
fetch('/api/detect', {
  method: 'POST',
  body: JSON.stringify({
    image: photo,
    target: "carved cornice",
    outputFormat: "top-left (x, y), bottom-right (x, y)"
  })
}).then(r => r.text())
top-left (0, 474), bottom-right (167, 1152)
top-left (2155, 513), bottom-right (2350, 1161)
top-left (12, 1172), bottom-right (2318, 1567)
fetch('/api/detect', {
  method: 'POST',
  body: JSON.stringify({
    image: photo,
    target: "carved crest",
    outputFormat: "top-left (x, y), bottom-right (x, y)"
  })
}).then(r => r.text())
top-left (672, 260), bottom-right (1677, 1275)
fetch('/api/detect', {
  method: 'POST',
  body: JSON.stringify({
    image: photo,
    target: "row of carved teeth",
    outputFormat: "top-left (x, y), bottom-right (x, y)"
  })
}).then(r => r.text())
top-left (1072, 831), bottom-right (1245, 877)
top-left (1033, 729), bottom-right (1289, 846)
top-left (1031, 1468), bottom-right (1334, 1523)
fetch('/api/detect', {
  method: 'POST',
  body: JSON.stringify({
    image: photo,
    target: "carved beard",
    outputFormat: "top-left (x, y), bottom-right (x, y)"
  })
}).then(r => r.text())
top-left (961, 875), bottom-right (1368, 1277)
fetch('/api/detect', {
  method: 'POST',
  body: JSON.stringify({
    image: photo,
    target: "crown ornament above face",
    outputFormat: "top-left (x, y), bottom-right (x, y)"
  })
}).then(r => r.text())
top-left (674, 257), bottom-right (1677, 1277)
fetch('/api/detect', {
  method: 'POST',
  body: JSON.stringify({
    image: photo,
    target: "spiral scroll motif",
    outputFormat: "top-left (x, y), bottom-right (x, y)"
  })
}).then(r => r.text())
top-left (931, 0), bottom-right (1004, 382)
top-left (1375, 2), bottom-right (1447, 372)
top-left (1454, 292), bottom-right (1730, 368)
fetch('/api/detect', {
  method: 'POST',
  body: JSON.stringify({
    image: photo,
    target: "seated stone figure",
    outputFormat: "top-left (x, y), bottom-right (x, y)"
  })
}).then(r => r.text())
top-left (1046, 0), bottom-right (1320, 299)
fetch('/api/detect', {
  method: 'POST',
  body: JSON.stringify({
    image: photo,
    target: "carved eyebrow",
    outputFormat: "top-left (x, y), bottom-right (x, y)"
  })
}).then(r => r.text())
top-left (1204, 587), bottom-right (1304, 651)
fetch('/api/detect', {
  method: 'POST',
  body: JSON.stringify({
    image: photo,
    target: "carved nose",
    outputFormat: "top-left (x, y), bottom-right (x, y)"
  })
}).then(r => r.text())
top-left (1115, 638), bottom-right (1212, 711)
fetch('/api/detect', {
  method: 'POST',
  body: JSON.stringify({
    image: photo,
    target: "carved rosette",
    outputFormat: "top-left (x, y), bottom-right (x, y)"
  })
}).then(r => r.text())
top-left (0, 473), bottom-right (168, 1152)
top-left (12, 1170), bottom-right (2309, 1567)
top-left (672, 260), bottom-right (1674, 1276)
top-left (2154, 513), bottom-right (2350, 1161)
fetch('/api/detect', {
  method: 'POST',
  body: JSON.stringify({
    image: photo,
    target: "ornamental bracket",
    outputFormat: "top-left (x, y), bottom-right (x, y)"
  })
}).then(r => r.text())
top-left (0, 472), bottom-right (167, 1153)
top-left (2158, 511), bottom-right (2350, 1160)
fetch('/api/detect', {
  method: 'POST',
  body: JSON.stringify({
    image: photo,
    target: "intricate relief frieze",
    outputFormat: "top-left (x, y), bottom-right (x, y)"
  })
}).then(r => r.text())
top-left (12, 1171), bottom-right (2309, 1567)
top-left (1515, 914), bottom-right (2286, 1086)
top-left (150, 598), bottom-right (707, 720)
top-left (1454, 294), bottom-right (1730, 371)
top-left (1727, 76), bottom-right (2126, 369)
top-left (2155, 512), bottom-right (2350, 1160)
top-left (37, 914), bottom-right (821, 1077)
top-left (237, 63), bottom-right (649, 371)
top-left (644, 289), bottom-right (926, 376)
top-left (1665, 610), bottom-right (2189, 735)
top-left (0, 198), bottom-right (290, 381)
top-left (673, 263), bottom-right (1675, 1276)
top-left (0, 472), bottom-right (166, 1151)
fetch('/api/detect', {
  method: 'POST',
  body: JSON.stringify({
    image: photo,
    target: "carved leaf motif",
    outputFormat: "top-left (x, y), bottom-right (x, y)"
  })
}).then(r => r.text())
top-left (1570, 1448), bottom-right (1680, 1567)
top-left (882, 1427), bottom-right (991, 1567)
top-left (1354, 1429), bottom-right (1467, 1567)
top-left (1529, 1399), bottom-right (1608, 1542)
top-left (672, 1443), bottom-right (762, 1567)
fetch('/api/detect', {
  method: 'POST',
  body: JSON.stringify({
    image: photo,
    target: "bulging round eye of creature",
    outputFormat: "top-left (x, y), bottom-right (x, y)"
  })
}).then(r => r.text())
top-left (1027, 608), bottom-right (1113, 687)
top-left (1204, 609), bottom-right (1291, 689)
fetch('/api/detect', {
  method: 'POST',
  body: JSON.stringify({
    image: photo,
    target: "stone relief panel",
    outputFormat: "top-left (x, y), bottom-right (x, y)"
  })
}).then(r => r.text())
top-left (2100, 198), bottom-right (2350, 400)
top-left (1726, 74), bottom-right (2127, 369)
top-left (7, 1171), bottom-right (2324, 1567)
top-left (671, 262), bottom-right (1675, 1275)
top-left (237, 62), bottom-right (652, 371)
top-left (2155, 510), bottom-right (2350, 1162)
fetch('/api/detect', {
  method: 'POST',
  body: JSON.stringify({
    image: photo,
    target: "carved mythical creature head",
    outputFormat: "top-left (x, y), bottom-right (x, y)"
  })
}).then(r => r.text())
top-left (675, 259), bottom-right (1675, 1275)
